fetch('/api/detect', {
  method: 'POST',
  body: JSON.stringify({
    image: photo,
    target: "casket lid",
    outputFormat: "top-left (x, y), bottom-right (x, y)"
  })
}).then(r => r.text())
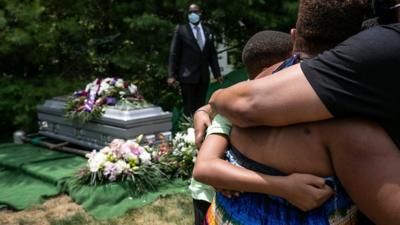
top-left (37, 96), bottom-right (172, 128)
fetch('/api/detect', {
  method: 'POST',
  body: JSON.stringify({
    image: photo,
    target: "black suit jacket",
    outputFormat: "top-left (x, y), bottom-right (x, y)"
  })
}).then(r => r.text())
top-left (168, 23), bottom-right (221, 84)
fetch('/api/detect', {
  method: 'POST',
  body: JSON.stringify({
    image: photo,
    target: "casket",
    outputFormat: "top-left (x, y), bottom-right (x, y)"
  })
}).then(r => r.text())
top-left (37, 96), bottom-right (172, 150)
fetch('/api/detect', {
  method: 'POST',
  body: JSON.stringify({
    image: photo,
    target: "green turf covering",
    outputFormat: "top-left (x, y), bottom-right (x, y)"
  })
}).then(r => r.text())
top-left (0, 143), bottom-right (189, 219)
top-left (0, 70), bottom-right (247, 218)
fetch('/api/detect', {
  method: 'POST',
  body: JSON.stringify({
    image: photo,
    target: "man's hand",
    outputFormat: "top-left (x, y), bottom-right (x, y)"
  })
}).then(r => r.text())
top-left (167, 77), bottom-right (176, 86)
top-left (216, 188), bottom-right (241, 198)
top-left (279, 173), bottom-right (333, 211)
top-left (216, 76), bottom-right (224, 84)
top-left (194, 106), bottom-right (213, 148)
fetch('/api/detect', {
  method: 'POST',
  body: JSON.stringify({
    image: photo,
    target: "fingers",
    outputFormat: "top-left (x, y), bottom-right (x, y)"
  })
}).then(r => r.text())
top-left (194, 124), bottom-right (206, 148)
top-left (195, 132), bottom-right (204, 148)
top-left (304, 185), bottom-right (334, 210)
top-left (218, 189), bottom-right (241, 198)
top-left (305, 174), bottom-right (334, 202)
top-left (193, 110), bottom-right (212, 148)
top-left (319, 185), bottom-right (334, 199)
top-left (310, 178), bottom-right (327, 189)
top-left (300, 173), bottom-right (327, 188)
top-left (287, 173), bottom-right (335, 211)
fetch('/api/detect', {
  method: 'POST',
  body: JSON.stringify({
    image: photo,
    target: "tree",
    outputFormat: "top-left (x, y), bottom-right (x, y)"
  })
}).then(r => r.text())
top-left (0, 0), bottom-right (298, 136)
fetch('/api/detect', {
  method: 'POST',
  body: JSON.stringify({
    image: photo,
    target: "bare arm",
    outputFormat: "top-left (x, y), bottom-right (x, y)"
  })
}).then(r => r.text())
top-left (194, 104), bottom-right (215, 147)
top-left (192, 134), bottom-right (333, 211)
top-left (208, 64), bottom-right (333, 127)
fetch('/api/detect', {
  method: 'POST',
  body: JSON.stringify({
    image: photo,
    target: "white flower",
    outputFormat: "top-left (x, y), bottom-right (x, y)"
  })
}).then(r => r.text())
top-left (98, 82), bottom-right (110, 95)
top-left (85, 81), bottom-right (95, 92)
top-left (99, 146), bottom-right (112, 154)
top-left (139, 150), bottom-right (152, 165)
top-left (174, 132), bottom-right (183, 140)
top-left (120, 141), bottom-right (137, 160)
top-left (115, 160), bottom-right (129, 174)
top-left (88, 151), bottom-right (107, 172)
top-left (125, 139), bottom-right (140, 149)
top-left (103, 77), bottom-right (113, 84)
top-left (172, 149), bottom-right (179, 156)
top-left (85, 149), bottom-right (96, 159)
top-left (184, 128), bottom-right (195, 145)
top-left (128, 154), bottom-right (139, 164)
top-left (128, 84), bottom-right (137, 94)
top-left (115, 79), bottom-right (124, 88)
top-left (109, 139), bottom-right (125, 152)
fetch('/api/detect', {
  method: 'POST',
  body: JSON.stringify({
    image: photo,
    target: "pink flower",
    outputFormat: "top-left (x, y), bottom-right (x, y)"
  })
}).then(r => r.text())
top-left (109, 139), bottom-right (125, 151)
top-left (132, 148), bottom-right (141, 155)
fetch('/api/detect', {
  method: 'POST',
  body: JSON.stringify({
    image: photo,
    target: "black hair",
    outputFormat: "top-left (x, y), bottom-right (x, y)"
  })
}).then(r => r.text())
top-left (242, 30), bottom-right (292, 79)
top-left (295, 0), bottom-right (368, 55)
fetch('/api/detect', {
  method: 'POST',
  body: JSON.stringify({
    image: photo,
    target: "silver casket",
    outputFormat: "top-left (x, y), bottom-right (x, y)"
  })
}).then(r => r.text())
top-left (37, 96), bottom-right (172, 150)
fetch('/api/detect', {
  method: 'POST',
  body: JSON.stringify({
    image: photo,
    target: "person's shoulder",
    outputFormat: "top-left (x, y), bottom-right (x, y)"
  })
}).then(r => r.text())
top-left (339, 23), bottom-right (400, 47)
top-left (358, 23), bottom-right (400, 37)
top-left (380, 22), bottom-right (400, 33)
top-left (174, 24), bottom-right (188, 32)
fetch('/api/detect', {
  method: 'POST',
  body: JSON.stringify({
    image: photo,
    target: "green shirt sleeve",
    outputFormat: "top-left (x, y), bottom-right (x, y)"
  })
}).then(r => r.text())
top-left (206, 114), bottom-right (232, 136)
top-left (190, 114), bottom-right (231, 202)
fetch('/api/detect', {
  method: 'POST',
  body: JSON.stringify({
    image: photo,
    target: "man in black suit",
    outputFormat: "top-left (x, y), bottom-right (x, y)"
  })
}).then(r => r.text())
top-left (168, 3), bottom-right (223, 116)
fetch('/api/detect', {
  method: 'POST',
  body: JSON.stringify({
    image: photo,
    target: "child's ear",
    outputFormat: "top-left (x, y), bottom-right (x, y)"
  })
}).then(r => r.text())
top-left (290, 28), bottom-right (297, 44)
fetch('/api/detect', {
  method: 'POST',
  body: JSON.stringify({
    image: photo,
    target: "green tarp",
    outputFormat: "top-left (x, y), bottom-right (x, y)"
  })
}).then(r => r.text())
top-left (0, 69), bottom-right (247, 219)
top-left (0, 143), bottom-right (189, 219)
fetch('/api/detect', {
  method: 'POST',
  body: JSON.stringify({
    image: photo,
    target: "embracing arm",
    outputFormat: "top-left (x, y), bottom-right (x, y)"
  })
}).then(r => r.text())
top-left (193, 134), bottom-right (282, 194)
top-left (208, 64), bottom-right (333, 127)
top-left (192, 134), bottom-right (333, 211)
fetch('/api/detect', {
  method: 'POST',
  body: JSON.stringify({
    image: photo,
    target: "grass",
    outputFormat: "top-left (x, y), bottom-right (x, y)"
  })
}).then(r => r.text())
top-left (16, 217), bottom-right (36, 225)
top-left (0, 194), bottom-right (194, 225)
top-left (49, 213), bottom-right (89, 225)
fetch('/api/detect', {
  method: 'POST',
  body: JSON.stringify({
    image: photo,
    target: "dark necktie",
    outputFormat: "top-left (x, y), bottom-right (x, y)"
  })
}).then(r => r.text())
top-left (195, 26), bottom-right (204, 50)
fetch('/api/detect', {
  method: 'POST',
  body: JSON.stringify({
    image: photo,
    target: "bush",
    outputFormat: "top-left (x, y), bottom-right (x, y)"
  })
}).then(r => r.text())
top-left (0, 74), bottom-right (88, 138)
top-left (0, 0), bottom-right (298, 138)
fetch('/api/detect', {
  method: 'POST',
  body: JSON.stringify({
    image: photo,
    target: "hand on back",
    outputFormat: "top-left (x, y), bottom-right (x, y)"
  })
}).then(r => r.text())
top-left (279, 173), bottom-right (333, 211)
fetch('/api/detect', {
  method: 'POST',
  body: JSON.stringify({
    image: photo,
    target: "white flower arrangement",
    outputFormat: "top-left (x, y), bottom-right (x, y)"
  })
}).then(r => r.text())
top-left (77, 135), bottom-right (165, 195)
top-left (76, 126), bottom-right (199, 193)
top-left (157, 128), bottom-right (198, 179)
top-left (65, 77), bottom-right (148, 123)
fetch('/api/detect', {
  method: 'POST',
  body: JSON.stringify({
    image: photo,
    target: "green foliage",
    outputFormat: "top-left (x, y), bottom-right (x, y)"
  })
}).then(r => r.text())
top-left (0, 0), bottom-right (298, 136)
top-left (64, 103), bottom-right (105, 124)
top-left (177, 114), bottom-right (194, 132)
top-left (0, 74), bottom-right (88, 138)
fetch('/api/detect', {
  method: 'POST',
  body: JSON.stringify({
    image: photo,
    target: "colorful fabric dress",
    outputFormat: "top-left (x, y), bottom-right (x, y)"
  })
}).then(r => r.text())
top-left (203, 147), bottom-right (357, 225)
top-left (203, 54), bottom-right (357, 225)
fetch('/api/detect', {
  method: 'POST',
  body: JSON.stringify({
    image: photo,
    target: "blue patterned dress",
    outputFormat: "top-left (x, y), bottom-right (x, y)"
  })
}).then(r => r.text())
top-left (204, 147), bottom-right (357, 225)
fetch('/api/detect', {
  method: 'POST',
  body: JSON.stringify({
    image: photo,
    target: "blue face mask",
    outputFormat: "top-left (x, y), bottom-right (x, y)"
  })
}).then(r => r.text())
top-left (188, 13), bottom-right (201, 24)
